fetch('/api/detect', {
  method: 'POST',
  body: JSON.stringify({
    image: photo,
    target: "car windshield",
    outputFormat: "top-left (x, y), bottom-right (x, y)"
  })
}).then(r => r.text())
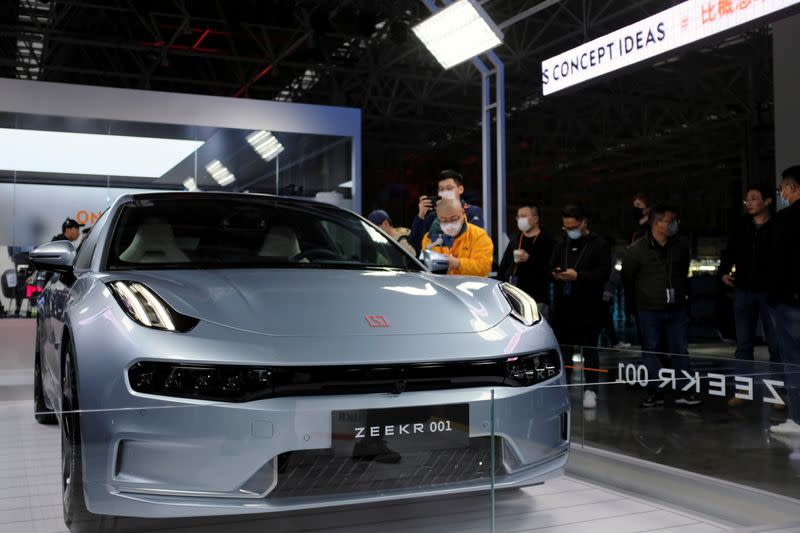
top-left (105, 196), bottom-right (421, 271)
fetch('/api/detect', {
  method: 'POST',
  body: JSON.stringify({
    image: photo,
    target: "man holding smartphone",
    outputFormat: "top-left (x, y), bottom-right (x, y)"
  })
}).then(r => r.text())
top-left (409, 170), bottom-right (483, 254)
top-left (549, 205), bottom-right (611, 409)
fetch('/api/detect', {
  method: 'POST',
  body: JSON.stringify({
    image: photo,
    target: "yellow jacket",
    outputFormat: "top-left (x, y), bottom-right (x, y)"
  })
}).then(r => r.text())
top-left (422, 223), bottom-right (494, 277)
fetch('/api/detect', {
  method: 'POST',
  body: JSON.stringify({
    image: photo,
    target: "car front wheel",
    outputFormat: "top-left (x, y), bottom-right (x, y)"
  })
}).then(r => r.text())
top-left (61, 339), bottom-right (115, 533)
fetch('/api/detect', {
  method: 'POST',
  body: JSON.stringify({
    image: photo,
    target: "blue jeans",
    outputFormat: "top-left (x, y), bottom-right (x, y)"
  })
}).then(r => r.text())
top-left (733, 290), bottom-right (780, 363)
top-left (773, 304), bottom-right (800, 424)
top-left (638, 308), bottom-right (689, 392)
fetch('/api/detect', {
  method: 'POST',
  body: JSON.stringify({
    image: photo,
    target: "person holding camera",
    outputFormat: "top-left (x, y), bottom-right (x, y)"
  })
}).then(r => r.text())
top-left (421, 198), bottom-right (493, 277)
top-left (498, 204), bottom-right (554, 310)
top-left (409, 170), bottom-right (483, 253)
top-left (548, 205), bottom-right (611, 409)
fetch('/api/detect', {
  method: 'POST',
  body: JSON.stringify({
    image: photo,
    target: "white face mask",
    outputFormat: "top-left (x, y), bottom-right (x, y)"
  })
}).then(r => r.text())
top-left (517, 217), bottom-right (532, 233)
top-left (439, 190), bottom-right (457, 201)
top-left (441, 220), bottom-right (463, 237)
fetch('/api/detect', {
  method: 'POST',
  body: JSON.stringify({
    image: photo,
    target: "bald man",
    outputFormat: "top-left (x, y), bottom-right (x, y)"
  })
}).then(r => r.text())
top-left (421, 198), bottom-right (493, 277)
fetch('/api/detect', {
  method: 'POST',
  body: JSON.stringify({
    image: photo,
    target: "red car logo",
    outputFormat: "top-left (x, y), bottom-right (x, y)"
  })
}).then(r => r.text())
top-left (365, 315), bottom-right (390, 328)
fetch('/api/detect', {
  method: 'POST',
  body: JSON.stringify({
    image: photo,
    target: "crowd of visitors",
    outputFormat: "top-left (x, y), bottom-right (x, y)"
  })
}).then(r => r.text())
top-left (368, 165), bottom-right (800, 431)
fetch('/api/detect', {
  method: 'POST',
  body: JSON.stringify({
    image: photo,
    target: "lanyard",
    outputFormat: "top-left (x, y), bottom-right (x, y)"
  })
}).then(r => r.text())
top-left (513, 232), bottom-right (538, 276)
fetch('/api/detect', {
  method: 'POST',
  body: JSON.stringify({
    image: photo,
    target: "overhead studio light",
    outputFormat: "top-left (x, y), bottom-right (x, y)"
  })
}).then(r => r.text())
top-left (246, 130), bottom-right (284, 162)
top-left (0, 128), bottom-right (203, 178)
top-left (411, 0), bottom-right (503, 70)
top-left (205, 160), bottom-right (235, 186)
top-left (182, 177), bottom-right (198, 191)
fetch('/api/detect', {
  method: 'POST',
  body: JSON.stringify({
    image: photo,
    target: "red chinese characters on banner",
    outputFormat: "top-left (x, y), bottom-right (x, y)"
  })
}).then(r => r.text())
top-left (718, 0), bottom-right (735, 15)
top-left (701, 0), bottom-right (764, 24)
top-left (701, 2), bottom-right (717, 24)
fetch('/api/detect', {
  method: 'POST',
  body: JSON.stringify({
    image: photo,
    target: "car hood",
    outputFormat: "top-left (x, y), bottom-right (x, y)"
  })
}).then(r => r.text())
top-left (103, 269), bottom-right (511, 337)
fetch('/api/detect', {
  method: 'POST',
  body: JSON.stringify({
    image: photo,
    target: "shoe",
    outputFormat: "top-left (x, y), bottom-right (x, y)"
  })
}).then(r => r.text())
top-left (613, 342), bottom-right (632, 350)
top-left (675, 393), bottom-right (702, 407)
top-left (583, 390), bottom-right (597, 409)
top-left (727, 397), bottom-right (747, 408)
top-left (640, 392), bottom-right (664, 408)
top-left (770, 420), bottom-right (800, 435)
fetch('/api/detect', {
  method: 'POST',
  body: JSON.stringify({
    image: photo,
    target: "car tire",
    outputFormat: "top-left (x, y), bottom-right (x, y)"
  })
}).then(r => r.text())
top-left (34, 329), bottom-right (57, 425)
top-left (61, 339), bottom-right (118, 533)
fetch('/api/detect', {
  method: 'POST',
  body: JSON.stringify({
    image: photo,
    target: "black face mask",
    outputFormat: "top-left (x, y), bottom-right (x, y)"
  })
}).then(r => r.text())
top-left (632, 207), bottom-right (645, 223)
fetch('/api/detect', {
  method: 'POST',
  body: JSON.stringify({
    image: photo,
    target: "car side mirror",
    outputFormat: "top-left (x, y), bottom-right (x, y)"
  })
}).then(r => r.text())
top-left (29, 241), bottom-right (76, 273)
top-left (420, 249), bottom-right (450, 274)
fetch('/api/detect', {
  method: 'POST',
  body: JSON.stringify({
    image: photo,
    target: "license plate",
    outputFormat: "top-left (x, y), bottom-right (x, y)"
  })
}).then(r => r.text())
top-left (332, 404), bottom-right (469, 457)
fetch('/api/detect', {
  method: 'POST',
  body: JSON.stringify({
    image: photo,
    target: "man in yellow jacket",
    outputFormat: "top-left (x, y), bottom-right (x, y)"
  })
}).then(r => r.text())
top-left (421, 198), bottom-right (493, 277)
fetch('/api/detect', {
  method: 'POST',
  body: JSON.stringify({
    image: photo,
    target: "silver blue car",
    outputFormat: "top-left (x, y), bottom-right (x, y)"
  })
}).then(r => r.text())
top-left (31, 192), bottom-right (569, 531)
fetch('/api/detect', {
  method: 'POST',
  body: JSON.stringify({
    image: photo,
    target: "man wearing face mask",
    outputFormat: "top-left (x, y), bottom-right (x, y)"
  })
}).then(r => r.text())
top-left (549, 205), bottom-right (611, 409)
top-left (631, 193), bottom-right (651, 244)
top-left (421, 198), bottom-right (493, 277)
top-left (768, 166), bottom-right (800, 435)
top-left (498, 204), bottom-right (555, 309)
top-left (622, 204), bottom-right (697, 408)
top-left (409, 170), bottom-right (484, 253)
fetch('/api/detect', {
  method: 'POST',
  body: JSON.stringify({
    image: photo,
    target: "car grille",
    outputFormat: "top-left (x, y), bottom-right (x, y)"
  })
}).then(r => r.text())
top-left (269, 437), bottom-right (504, 499)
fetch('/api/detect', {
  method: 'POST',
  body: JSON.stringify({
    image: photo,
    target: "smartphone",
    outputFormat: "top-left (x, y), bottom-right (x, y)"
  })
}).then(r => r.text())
top-left (552, 267), bottom-right (563, 273)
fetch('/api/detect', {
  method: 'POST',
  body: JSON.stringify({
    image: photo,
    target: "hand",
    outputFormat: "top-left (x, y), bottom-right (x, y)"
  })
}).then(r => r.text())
top-left (448, 255), bottom-right (460, 270)
top-left (418, 195), bottom-right (434, 219)
top-left (722, 275), bottom-right (735, 288)
top-left (555, 268), bottom-right (578, 281)
top-left (515, 250), bottom-right (530, 263)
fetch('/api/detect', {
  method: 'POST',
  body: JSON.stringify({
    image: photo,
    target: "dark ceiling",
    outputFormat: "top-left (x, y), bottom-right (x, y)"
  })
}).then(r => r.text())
top-left (0, 0), bottom-right (781, 235)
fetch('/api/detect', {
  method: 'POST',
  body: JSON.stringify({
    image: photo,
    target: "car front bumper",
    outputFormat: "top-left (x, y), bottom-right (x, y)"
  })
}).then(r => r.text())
top-left (80, 381), bottom-right (569, 518)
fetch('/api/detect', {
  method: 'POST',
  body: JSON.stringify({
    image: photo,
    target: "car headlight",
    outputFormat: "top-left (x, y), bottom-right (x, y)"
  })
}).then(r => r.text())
top-left (129, 361), bottom-right (272, 401)
top-left (499, 283), bottom-right (541, 326)
top-left (107, 281), bottom-right (199, 332)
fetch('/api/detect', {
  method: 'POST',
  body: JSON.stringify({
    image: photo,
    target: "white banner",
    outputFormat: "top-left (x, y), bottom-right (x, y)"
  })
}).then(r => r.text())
top-left (542, 0), bottom-right (800, 95)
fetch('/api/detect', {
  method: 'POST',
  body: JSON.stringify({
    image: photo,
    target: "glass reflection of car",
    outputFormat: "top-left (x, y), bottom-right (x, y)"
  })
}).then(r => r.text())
top-left (30, 192), bottom-right (569, 531)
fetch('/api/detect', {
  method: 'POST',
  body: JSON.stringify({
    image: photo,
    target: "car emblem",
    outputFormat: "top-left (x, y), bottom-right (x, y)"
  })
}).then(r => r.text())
top-left (365, 315), bottom-right (390, 328)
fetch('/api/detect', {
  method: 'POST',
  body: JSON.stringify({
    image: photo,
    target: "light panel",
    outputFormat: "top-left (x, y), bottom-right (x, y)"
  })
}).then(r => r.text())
top-left (246, 130), bottom-right (285, 162)
top-left (0, 128), bottom-right (204, 177)
top-left (182, 177), bottom-right (198, 191)
top-left (205, 160), bottom-right (235, 186)
top-left (412, 0), bottom-right (503, 70)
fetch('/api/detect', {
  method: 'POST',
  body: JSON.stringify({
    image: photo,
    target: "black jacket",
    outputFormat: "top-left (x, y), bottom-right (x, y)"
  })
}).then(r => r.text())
top-left (498, 230), bottom-right (555, 304)
top-left (719, 216), bottom-right (774, 292)
top-left (549, 232), bottom-right (611, 312)
top-left (621, 232), bottom-right (691, 312)
top-left (769, 201), bottom-right (800, 306)
top-left (50, 234), bottom-right (68, 242)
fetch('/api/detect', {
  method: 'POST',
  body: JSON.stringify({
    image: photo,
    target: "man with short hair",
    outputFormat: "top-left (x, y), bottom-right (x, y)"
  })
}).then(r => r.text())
top-left (769, 166), bottom-right (800, 435)
top-left (622, 204), bottom-right (698, 408)
top-left (719, 184), bottom-right (779, 408)
top-left (421, 198), bottom-right (493, 277)
top-left (367, 209), bottom-right (415, 255)
top-left (498, 204), bottom-right (555, 307)
top-left (409, 170), bottom-right (483, 253)
top-left (549, 205), bottom-right (611, 409)
top-left (51, 218), bottom-right (83, 243)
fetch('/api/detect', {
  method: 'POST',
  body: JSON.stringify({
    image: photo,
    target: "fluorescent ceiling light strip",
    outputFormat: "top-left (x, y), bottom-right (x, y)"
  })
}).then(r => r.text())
top-left (182, 177), bottom-right (197, 191)
top-left (412, 0), bottom-right (503, 70)
top-left (0, 128), bottom-right (204, 177)
top-left (246, 130), bottom-right (284, 162)
top-left (205, 159), bottom-right (235, 186)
